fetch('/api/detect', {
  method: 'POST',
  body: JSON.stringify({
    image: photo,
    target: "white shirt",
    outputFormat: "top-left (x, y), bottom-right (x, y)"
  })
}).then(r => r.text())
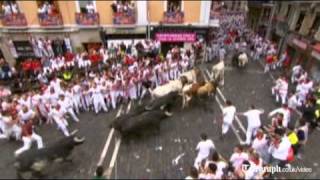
top-left (11, 3), bottom-right (18, 14)
top-left (269, 136), bottom-right (291, 161)
top-left (245, 159), bottom-right (264, 179)
top-left (72, 84), bottom-right (82, 96)
top-left (243, 109), bottom-right (263, 128)
top-left (18, 109), bottom-right (35, 124)
top-left (268, 108), bottom-right (291, 128)
top-left (49, 108), bottom-right (66, 120)
top-left (292, 65), bottom-right (302, 75)
top-left (205, 160), bottom-right (227, 176)
top-left (1, 101), bottom-right (10, 112)
top-left (86, 3), bottom-right (95, 13)
top-left (288, 94), bottom-right (301, 109)
top-left (3, 4), bottom-right (12, 15)
top-left (230, 152), bottom-right (249, 169)
top-left (252, 135), bottom-right (268, 152)
top-left (223, 106), bottom-right (236, 124)
top-left (45, 92), bottom-right (59, 106)
top-left (196, 139), bottom-right (215, 160)
top-left (58, 98), bottom-right (72, 112)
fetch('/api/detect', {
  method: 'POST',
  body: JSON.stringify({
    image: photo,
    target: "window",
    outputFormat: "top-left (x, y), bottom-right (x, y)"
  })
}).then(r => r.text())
top-left (167, 0), bottom-right (182, 13)
top-left (77, 0), bottom-right (96, 13)
top-left (295, 11), bottom-right (306, 31)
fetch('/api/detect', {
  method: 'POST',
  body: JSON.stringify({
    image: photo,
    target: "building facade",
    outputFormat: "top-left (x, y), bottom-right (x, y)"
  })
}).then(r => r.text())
top-left (248, 1), bottom-right (320, 82)
top-left (0, 0), bottom-right (247, 66)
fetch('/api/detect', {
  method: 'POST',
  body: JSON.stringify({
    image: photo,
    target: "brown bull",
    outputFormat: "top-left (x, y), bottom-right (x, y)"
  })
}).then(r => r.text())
top-left (182, 80), bottom-right (217, 108)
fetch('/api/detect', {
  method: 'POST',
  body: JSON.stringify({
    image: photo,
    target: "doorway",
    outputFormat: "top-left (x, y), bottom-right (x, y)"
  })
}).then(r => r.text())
top-left (161, 42), bottom-right (184, 56)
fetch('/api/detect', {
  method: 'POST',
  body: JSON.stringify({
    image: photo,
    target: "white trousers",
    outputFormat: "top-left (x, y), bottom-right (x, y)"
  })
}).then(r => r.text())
top-left (73, 95), bottom-right (81, 113)
top-left (128, 87), bottom-right (138, 100)
top-left (15, 133), bottom-right (44, 156)
top-left (222, 121), bottom-right (231, 135)
top-left (93, 95), bottom-right (108, 114)
top-left (82, 94), bottom-right (92, 111)
top-left (66, 107), bottom-right (80, 122)
top-left (276, 92), bottom-right (287, 105)
top-left (110, 91), bottom-right (120, 110)
top-left (53, 117), bottom-right (70, 137)
top-left (0, 125), bottom-right (21, 140)
top-left (194, 154), bottom-right (208, 170)
top-left (245, 126), bottom-right (259, 145)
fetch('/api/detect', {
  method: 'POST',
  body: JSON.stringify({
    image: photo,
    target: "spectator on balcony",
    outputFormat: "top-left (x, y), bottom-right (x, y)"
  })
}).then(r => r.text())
top-left (2, 2), bottom-right (12, 15)
top-left (111, 1), bottom-right (117, 13)
top-left (86, 2), bottom-right (95, 14)
top-left (38, 2), bottom-right (50, 19)
top-left (11, 2), bottom-right (19, 14)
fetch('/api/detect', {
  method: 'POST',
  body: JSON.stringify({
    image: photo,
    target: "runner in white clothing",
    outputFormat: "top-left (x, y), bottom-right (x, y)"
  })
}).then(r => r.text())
top-left (0, 113), bottom-right (21, 140)
top-left (49, 104), bottom-right (70, 137)
top-left (90, 82), bottom-right (108, 114)
top-left (221, 100), bottom-right (236, 139)
top-left (238, 105), bottom-right (264, 145)
top-left (194, 133), bottom-right (215, 170)
top-left (58, 94), bottom-right (80, 122)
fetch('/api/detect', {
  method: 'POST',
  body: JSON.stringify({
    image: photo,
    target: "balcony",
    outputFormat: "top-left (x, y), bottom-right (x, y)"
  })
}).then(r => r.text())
top-left (38, 13), bottom-right (63, 27)
top-left (1, 13), bottom-right (27, 27)
top-left (113, 10), bottom-right (136, 25)
top-left (76, 13), bottom-right (100, 26)
top-left (162, 11), bottom-right (184, 24)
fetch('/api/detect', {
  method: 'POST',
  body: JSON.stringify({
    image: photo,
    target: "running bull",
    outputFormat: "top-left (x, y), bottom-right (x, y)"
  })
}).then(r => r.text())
top-left (110, 92), bottom-right (180, 132)
top-left (14, 130), bottom-right (85, 179)
top-left (116, 109), bottom-right (172, 136)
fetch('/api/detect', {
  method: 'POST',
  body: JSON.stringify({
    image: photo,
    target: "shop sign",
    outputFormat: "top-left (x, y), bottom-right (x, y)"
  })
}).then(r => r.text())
top-left (155, 33), bottom-right (196, 42)
top-left (13, 41), bottom-right (35, 58)
top-left (293, 38), bottom-right (307, 50)
top-left (311, 50), bottom-right (320, 61)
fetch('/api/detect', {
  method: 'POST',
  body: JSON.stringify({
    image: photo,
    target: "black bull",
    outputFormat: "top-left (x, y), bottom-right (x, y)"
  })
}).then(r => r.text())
top-left (14, 133), bottom-right (85, 179)
top-left (110, 91), bottom-right (180, 135)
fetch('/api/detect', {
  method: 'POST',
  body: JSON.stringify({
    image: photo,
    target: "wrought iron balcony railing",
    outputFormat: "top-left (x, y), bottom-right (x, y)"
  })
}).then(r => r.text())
top-left (1, 13), bottom-right (27, 27)
top-left (38, 13), bottom-right (63, 27)
top-left (76, 12), bottom-right (100, 26)
top-left (113, 10), bottom-right (136, 25)
top-left (162, 11), bottom-right (184, 24)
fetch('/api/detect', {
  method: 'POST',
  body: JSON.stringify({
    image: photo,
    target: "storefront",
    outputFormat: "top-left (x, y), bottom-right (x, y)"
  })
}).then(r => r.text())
top-left (286, 34), bottom-right (310, 69)
top-left (13, 41), bottom-right (36, 60)
top-left (101, 26), bottom-right (147, 48)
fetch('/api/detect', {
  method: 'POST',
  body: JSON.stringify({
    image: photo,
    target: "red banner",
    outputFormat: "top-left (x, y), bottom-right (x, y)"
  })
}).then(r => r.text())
top-left (155, 33), bottom-right (196, 42)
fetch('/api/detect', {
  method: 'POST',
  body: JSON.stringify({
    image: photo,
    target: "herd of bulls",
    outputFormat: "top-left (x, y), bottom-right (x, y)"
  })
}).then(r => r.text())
top-left (13, 64), bottom-right (223, 179)
top-left (110, 65), bottom-right (221, 137)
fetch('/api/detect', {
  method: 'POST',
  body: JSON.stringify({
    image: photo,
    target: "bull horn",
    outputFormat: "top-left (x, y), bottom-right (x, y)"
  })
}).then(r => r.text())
top-left (164, 111), bottom-right (173, 117)
top-left (74, 136), bottom-right (85, 143)
top-left (70, 129), bottom-right (79, 136)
